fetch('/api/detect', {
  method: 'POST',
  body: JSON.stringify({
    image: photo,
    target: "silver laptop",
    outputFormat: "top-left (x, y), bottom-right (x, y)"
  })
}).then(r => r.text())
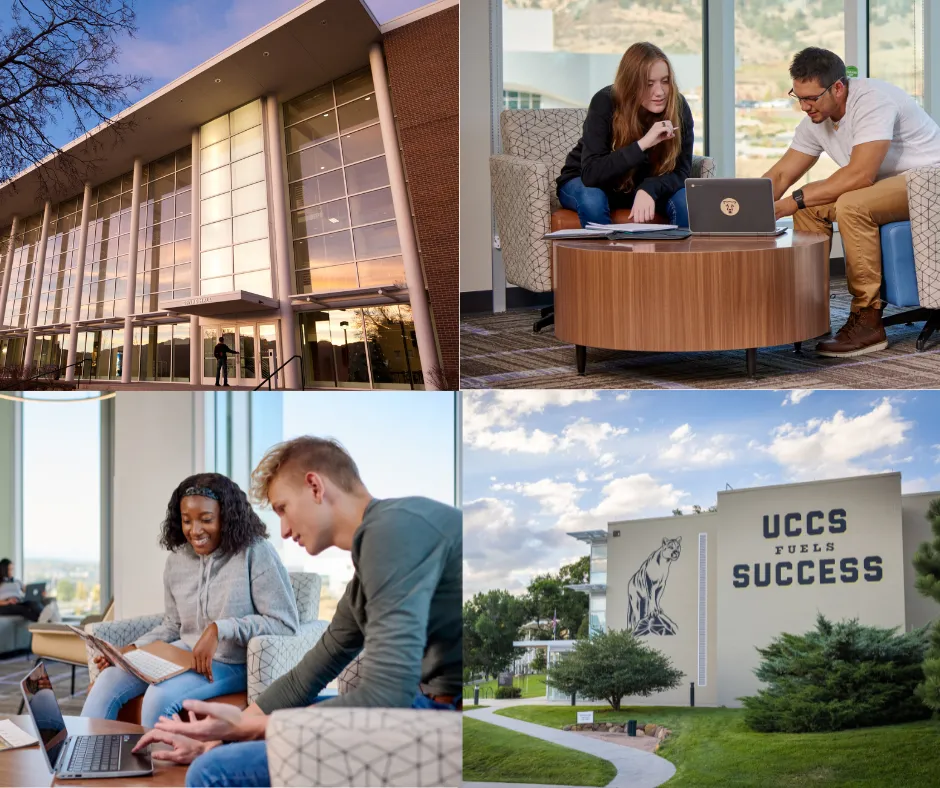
top-left (20, 661), bottom-right (153, 780)
top-left (686, 178), bottom-right (788, 236)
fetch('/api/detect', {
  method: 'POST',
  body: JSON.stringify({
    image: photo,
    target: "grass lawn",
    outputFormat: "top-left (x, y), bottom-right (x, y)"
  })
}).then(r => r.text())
top-left (497, 706), bottom-right (940, 787)
top-left (463, 705), bottom-right (489, 710)
top-left (464, 674), bottom-right (547, 700)
top-left (463, 716), bottom-right (616, 787)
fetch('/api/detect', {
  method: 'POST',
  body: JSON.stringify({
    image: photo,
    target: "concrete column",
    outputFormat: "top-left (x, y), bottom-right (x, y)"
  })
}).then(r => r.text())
top-left (65, 183), bottom-right (94, 382)
top-left (262, 94), bottom-right (300, 390)
top-left (121, 157), bottom-right (144, 384)
top-left (369, 42), bottom-right (442, 390)
top-left (190, 129), bottom-right (201, 385)
top-left (926, 0), bottom-right (940, 123)
top-left (705, 0), bottom-right (735, 178)
top-left (23, 201), bottom-right (53, 368)
top-left (844, 0), bottom-right (869, 78)
top-left (0, 215), bottom-right (20, 329)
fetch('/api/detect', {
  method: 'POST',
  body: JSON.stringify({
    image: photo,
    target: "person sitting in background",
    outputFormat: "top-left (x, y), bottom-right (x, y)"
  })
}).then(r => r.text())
top-left (557, 41), bottom-right (694, 228)
top-left (133, 436), bottom-right (462, 788)
top-left (0, 558), bottom-right (57, 623)
top-left (81, 473), bottom-right (299, 728)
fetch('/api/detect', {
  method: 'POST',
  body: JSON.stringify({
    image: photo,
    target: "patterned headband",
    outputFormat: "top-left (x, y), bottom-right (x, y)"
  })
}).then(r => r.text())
top-left (182, 486), bottom-right (220, 502)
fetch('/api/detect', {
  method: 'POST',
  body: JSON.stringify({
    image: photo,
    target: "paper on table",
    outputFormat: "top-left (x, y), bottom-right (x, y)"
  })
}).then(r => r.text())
top-left (585, 222), bottom-right (678, 232)
top-left (0, 719), bottom-right (39, 751)
top-left (543, 228), bottom-right (613, 239)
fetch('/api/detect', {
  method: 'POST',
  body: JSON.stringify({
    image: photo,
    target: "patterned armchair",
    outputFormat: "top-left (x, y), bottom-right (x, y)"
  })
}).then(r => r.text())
top-left (880, 165), bottom-right (940, 349)
top-left (85, 572), bottom-right (328, 704)
top-left (490, 108), bottom-right (716, 294)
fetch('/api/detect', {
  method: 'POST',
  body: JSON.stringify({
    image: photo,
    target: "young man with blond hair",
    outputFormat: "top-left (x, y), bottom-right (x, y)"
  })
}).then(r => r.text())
top-left (133, 436), bottom-right (462, 787)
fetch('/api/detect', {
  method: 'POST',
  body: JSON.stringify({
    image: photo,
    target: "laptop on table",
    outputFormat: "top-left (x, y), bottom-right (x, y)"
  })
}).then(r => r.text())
top-left (686, 178), bottom-right (788, 236)
top-left (20, 661), bottom-right (153, 780)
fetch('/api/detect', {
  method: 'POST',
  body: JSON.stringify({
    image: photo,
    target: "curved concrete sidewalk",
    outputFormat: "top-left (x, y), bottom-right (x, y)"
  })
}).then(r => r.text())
top-left (464, 705), bottom-right (676, 788)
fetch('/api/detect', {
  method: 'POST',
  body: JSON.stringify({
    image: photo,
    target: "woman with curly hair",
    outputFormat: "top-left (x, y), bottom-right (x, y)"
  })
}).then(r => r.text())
top-left (82, 473), bottom-right (299, 728)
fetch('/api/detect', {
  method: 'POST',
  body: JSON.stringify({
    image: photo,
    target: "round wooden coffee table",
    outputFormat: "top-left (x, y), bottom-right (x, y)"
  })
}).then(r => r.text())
top-left (0, 716), bottom-right (188, 786)
top-left (552, 231), bottom-right (831, 376)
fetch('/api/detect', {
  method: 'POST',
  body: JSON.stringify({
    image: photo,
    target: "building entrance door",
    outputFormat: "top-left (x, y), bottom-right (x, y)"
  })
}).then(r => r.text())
top-left (201, 321), bottom-right (280, 387)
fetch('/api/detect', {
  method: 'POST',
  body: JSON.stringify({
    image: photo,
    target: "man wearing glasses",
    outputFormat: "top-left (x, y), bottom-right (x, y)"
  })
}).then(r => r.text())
top-left (762, 47), bottom-right (940, 358)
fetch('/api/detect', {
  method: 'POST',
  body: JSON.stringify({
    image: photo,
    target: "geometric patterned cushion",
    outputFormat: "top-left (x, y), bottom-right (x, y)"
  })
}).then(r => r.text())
top-left (265, 708), bottom-right (462, 787)
top-left (337, 652), bottom-right (364, 695)
top-left (289, 572), bottom-right (321, 624)
top-left (907, 165), bottom-right (940, 308)
top-left (247, 620), bottom-right (329, 704)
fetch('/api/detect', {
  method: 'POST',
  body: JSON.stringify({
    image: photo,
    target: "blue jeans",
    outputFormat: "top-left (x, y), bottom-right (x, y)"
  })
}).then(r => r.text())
top-left (558, 176), bottom-right (689, 228)
top-left (185, 693), bottom-right (459, 788)
top-left (81, 640), bottom-right (247, 729)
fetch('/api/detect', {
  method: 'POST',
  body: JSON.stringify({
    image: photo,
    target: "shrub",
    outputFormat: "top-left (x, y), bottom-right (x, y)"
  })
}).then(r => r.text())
top-left (913, 497), bottom-right (940, 712)
top-left (546, 629), bottom-right (683, 711)
top-left (741, 614), bottom-right (931, 733)
top-left (495, 686), bottom-right (521, 699)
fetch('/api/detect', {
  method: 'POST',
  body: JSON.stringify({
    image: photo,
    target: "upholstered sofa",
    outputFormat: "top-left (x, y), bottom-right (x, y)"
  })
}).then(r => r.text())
top-left (0, 614), bottom-right (32, 655)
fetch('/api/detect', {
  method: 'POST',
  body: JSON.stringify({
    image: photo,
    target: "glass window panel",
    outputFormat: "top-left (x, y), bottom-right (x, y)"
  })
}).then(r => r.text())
top-left (174, 263), bottom-right (191, 289)
top-left (177, 167), bottom-right (193, 191)
top-left (176, 189), bottom-right (192, 218)
top-left (232, 209), bottom-right (268, 245)
top-left (233, 238), bottom-right (271, 274)
top-left (201, 275), bottom-right (233, 294)
top-left (234, 270), bottom-right (272, 297)
top-left (292, 199), bottom-right (350, 239)
top-left (284, 85), bottom-right (334, 126)
top-left (201, 115), bottom-right (230, 148)
top-left (353, 221), bottom-right (400, 260)
top-left (201, 166), bottom-right (232, 199)
top-left (157, 266), bottom-right (174, 291)
top-left (201, 247), bottom-right (234, 278)
top-left (231, 126), bottom-right (263, 162)
top-left (175, 238), bottom-right (192, 265)
top-left (231, 153), bottom-right (265, 189)
top-left (177, 146), bottom-right (193, 170)
top-left (289, 169), bottom-right (346, 210)
top-left (175, 215), bottom-right (192, 241)
top-left (174, 288), bottom-right (191, 300)
top-left (287, 139), bottom-right (342, 182)
top-left (344, 156), bottom-right (390, 195)
top-left (201, 139), bottom-right (231, 173)
top-left (363, 304), bottom-right (421, 389)
top-left (153, 196), bottom-right (176, 225)
top-left (870, 0), bottom-right (924, 104)
top-left (230, 100), bottom-right (262, 135)
top-left (349, 187), bottom-right (395, 227)
top-left (151, 219), bottom-right (174, 247)
top-left (293, 230), bottom-right (354, 269)
top-left (341, 125), bottom-right (384, 165)
top-left (232, 182), bottom-right (267, 217)
top-left (335, 68), bottom-right (374, 105)
top-left (202, 193), bottom-right (232, 224)
top-left (358, 256), bottom-right (405, 288)
top-left (337, 95), bottom-right (379, 134)
top-left (150, 243), bottom-right (173, 269)
top-left (172, 323), bottom-right (190, 381)
top-left (286, 112), bottom-right (338, 153)
top-left (151, 153), bottom-right (176, 181)
top-left (201, 219), bottom-right (233, 252)
top-left (296, 262), bottom-right (358, 294)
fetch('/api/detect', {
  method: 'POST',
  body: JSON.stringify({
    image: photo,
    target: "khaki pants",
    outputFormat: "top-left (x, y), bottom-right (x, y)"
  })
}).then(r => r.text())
top-left (793, 174), bottom-right (909, 311)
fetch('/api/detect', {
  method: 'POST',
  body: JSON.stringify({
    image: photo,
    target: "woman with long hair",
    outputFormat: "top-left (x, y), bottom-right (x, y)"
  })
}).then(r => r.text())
top-left (82, 473), bottom-right (299, 728)
top-left (0, 558), bottom-right (54, 622)
top-left (557, 42), bottom-right (694, 227)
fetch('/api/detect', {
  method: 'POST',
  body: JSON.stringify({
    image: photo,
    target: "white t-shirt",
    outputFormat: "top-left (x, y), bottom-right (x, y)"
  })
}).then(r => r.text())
top-left (791, 78), bottom-right (940, 180)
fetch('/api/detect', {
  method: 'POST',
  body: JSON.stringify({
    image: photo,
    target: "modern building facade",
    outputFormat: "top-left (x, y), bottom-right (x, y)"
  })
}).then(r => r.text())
top-left (551, 473), bottom-right (938, 707)
top-left (0, 0), bottom-right (459, 390)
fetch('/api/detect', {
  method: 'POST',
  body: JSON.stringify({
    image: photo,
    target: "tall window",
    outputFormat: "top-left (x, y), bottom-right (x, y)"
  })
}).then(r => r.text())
top-left (4, 212), bottom-right (44, 331)
top-left (21, 396), bottom-right (103, 618)
top-left (734, 0), bottom-right (844, 191)
top-left (36, 196), bottom-right (82, 328)
top-left (870, 0), bottom-right (924, 105)
top-left (590, 542), bottom-right (607, 585)
top-left (502, 0), bottom-right (705, 155)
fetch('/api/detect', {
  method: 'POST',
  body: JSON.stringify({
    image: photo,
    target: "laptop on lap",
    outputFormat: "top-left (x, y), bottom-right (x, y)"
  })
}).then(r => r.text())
top-left (686, 178), bottom-right (788, 236)
top-left (24, 582), bottom-right (46, 604)
top-left (20, 662), bottom-right (153, 780)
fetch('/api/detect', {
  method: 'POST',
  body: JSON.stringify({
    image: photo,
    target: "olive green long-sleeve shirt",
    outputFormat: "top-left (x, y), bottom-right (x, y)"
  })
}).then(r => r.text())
top-left (255, 496), bottom-right (462, 711)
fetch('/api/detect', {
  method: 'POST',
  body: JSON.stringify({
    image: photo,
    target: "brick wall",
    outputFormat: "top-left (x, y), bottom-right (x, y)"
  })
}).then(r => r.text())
top-left (383, 6), bottom-right (459, 391)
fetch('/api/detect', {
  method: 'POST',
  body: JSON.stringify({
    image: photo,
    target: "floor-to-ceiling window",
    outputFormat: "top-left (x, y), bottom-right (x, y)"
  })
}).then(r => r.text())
top-left (36, 196), bottom-right (82, 329)
top-left (870, 0), bottom-right (924, 105)
top-left (3, 212), bottom-right (44, 335)
top-left (82, 174), bottom-right (134, 324)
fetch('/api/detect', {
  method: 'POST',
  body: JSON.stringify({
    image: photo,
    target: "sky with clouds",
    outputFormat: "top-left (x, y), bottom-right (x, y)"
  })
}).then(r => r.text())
top-left (463, 390), bottom-right (939, 600)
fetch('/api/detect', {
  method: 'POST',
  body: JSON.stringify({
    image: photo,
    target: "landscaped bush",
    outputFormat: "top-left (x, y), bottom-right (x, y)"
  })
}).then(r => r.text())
top-left (495, 686), bottom-right (522, 699)
top-left (913, 497), bottom-right (940, 712)
top-left (741, 614), bottom-right (932, 733)
top-left (0, 364), bottom-right (76, 390)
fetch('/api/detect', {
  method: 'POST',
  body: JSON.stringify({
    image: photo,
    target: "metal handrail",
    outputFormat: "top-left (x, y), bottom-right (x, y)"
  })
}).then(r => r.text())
top-left (253, 354), bottom-right (305, 391)
top-left (2, 358), bottom-right (91, 390)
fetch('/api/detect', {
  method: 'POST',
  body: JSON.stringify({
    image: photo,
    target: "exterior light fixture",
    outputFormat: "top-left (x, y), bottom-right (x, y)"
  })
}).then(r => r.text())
top-left (262, 51), bottom-right (270, 57)
top-left (215, 78), bottom-right (222, 84)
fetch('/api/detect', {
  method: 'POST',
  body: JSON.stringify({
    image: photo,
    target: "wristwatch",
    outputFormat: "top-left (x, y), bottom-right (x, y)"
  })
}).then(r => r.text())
top-left (792, 189), bottom-right (806, 210)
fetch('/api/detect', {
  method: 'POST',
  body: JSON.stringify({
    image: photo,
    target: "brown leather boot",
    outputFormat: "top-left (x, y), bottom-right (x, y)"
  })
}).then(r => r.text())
top-left (816, 307), bottom-right (888, 358)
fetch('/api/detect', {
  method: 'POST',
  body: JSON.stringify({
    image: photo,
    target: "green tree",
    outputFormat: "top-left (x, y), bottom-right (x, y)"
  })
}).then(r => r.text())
top-left (672, 504), bottom-right (717, 515)
top-left (523, 557), bottom-right (590, 640)
top-left (531, 650), bottom-right (547, 674)
top-left (546, 629), bottom-right (684, 711)
top-left (463, 590), bottom-right (527, 678)
top-left (913, 498), bottom-right (940, 712)
top-left (56, 578), bottom-right (76, 603)
top-left (741, 615), bottom-right (931, 733)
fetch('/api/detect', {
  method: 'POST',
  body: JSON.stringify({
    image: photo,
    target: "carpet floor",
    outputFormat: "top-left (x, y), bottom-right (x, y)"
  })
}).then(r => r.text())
top-left (460, 278), bottom-right (940, 390)
top-left (0, 651), bottom-right (89, 717)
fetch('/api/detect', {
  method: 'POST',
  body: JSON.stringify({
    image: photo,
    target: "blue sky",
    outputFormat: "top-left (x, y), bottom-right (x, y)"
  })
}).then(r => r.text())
top-left (0, 0), bottom-right (436, 149)
top-left (463, 390), bottom-right (938, 599)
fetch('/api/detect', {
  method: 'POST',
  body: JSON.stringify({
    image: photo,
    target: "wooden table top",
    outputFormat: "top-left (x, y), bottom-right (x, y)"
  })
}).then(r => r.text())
top-left (552, 230), bottom-right (828, 255)
top-left (0, 716), bottom-right (187, 787)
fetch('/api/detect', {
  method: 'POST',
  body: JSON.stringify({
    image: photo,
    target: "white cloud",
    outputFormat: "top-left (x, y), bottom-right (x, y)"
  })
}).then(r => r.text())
top-left (670, 423), bottom-right (692, 441)
top-left (902, 477), bottom-right (930, 494)
top-left (616, 393), bottom-right (631, 401)
top-left (491, 479), bottom-right (586, 517)
top-left (597, 452), bottom-right (617, 468)
top-left (759, 398), bottom-right (912, 480)
top-left (576, 470), bottom-right (589, 483)
top-left (590, 474), bottom-right (688, 520)
top-left (782, 390), bottom-right (814, 406)
top-left (660, 424), bottom-right (735, 467)
top-left (594, 471), bottom-right (615, 481)
top-left (559, 417), bottom-right (629, 454)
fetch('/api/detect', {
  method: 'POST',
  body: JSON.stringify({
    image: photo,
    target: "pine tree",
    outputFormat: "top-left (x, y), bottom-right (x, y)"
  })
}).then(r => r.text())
top-left (913, 498), bottom-right (940, 712)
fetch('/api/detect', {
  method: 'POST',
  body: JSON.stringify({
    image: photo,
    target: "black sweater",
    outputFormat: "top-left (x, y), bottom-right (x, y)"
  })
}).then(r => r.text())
top-left (557, 86), bottom-right (694, 202)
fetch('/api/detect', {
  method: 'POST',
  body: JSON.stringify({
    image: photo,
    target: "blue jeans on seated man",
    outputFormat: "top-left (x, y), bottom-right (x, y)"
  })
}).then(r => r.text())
top-left (558, 176), bottom-right (689, 228)
top-left (184, 693), bottom-right (460, 788)
top-left (81, 640), bottom-right (247, 729)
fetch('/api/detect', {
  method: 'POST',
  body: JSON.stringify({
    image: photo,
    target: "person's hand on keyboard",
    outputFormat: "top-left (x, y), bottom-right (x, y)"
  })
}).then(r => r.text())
top-left (93, 644), bottom-right (136, 673)
top-left (133, 717), bottom-right (215, 766)
top-left (192, 623), bottom-right (219, 682)
top-left (155, 700), bottom-right (268, 743)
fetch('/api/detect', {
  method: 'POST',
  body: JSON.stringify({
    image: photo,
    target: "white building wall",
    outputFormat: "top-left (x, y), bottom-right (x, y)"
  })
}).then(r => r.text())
top-left (900, 491), bottom-right (940, 631)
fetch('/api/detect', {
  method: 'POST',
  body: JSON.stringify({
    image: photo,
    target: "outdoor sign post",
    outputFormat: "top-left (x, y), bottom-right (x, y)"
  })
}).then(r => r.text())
top-left (576, 711), bottom-right (594, 724)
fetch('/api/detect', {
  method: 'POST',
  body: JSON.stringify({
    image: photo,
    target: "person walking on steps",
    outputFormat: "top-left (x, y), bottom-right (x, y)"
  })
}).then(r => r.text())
top-left (214, 339), bottom-right (238, 387)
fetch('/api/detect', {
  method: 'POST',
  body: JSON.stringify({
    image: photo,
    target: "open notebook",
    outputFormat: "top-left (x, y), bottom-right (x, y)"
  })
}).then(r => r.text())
top-left (67, 626), bottom-right (194, 685)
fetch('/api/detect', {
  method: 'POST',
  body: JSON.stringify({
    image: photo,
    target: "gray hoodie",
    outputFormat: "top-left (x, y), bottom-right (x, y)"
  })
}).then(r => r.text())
top-left (134, 538), bottom-right (299, 664)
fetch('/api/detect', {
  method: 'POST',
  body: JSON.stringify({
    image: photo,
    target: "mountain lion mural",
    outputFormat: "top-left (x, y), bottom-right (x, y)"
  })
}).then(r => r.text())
top-left (626, 537), bottom-right (682, 636)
